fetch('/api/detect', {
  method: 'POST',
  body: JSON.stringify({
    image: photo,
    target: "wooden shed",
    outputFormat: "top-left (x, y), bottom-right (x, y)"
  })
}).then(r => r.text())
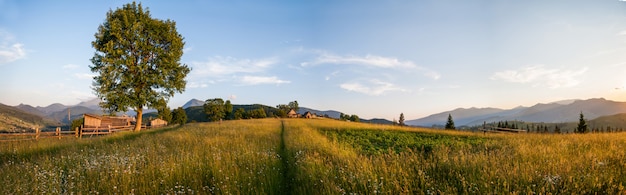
top-left (287, 109), bottom-right (299, 118)
top-left (303, 111), bottom-right (315, 119)
top-left (149, 118), bottom-right (168, 127)
top-left (83, 114), bottom-right (102, 127)
top-left (83, 114), bottom-right (132, 128)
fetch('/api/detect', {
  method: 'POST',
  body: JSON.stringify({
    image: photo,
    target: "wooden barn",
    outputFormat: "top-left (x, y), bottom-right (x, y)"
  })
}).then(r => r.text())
top-left (303, 111), bottom-right (315, 119)
top-left (287, 109), bottom-right (299, 118)
top-left (83, 114), bottom-right (132, 128)
top-left (149, 118), bottom-right (168, 127)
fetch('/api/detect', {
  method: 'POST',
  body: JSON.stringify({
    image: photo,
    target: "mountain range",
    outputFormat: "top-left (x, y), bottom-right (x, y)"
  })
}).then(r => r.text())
top-left (406, 98), bottom-right (626, 127)
top-left (5, 97), bottom-right (626, 130)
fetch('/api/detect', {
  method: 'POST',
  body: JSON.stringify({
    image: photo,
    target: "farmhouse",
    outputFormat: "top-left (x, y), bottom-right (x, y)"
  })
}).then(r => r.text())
top-left (287, 109), bottom-right (299, 118)
top-left (149, 118), bottom-right (168, 127)
top-left (303, 111), bottom-right (315, 119)
top-left (83, 114), bottom-right (133, 128)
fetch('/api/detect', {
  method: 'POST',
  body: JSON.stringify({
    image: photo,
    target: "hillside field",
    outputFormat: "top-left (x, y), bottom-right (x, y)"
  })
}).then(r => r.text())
top-left (1, 118), bottom-right (625, 194)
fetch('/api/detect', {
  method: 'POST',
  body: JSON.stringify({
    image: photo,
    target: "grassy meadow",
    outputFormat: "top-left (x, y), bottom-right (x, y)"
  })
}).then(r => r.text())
top-left (1, 118), bottom-right (626, 194)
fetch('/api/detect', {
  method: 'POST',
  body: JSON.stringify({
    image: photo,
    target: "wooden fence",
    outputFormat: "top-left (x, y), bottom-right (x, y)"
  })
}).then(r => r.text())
top-left (0, 124), bottom-right (157, 142)
top-left (478, 126), bottom-right (527, 133)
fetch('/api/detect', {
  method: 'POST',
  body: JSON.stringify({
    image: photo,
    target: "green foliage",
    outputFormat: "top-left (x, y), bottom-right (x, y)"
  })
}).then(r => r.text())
top-left (340, 113), bottom-right (360, 122)
top-left (350, 114), bottom-right (359, 122)
top-left (288, 101), bottom-right (299, 112)
top-left (224, 100), bottom-right (233, 120)
top-left (204, 98), bottom-right (226, 122)
top-left (577, 112), bottom-right (588, 133)
top-left (445, 114), bottom-right (456, 130)
top-left (247, 108), bottom-right (267, 119)
top-left (90, 2), bottom-right (190, 130)
top-left (157, 106), bottom-right (172, 123)
top-left (171, 107), bottom-right (187, 125)
top-left (275, 104), bottom-right (290, 118)
top-left (234, 108), bottom-right (245, 120)
top-left (321, 128), bottom-right (489, 155)
top-left (70, 117), bottom-right (84, 131)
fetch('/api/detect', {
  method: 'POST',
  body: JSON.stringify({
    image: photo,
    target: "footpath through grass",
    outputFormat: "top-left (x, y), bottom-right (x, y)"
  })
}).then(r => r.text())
top-left (1, 118), bottom-right (626, 194)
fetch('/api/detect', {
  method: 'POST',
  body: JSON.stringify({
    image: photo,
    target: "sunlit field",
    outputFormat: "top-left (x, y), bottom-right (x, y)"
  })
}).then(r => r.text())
top-left (1, 118), bottom-right (625, 194)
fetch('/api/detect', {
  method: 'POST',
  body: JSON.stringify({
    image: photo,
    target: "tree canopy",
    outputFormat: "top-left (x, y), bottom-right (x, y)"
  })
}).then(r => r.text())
top-left (204, 98), bottom-right (234, 122)
top-left (90, 2), bottom-right (190, 131)
top-left (171, 107), bottom-right (187, 126)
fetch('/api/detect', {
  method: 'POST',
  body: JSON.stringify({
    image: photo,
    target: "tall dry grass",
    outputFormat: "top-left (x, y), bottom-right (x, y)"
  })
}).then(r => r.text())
top-left (1, 118), bottom-right (625, 194)
top-left (0, 119), bottom-right (285, 194)
top-left (283, 118), bottom-right (626, 194)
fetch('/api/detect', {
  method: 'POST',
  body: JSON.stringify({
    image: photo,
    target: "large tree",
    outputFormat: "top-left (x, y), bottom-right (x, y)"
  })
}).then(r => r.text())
top-left (204, 98), bottom-right (226, 122)
top-left (399, 113), bottom-right (405, 126)
top-left (90, 2), bottom-right (190, 131)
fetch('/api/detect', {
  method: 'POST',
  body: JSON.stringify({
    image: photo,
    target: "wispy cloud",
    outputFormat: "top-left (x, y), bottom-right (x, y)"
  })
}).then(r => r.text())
top-left (300, 50), bottom-right (440, 80)
top-left (74, 73), bottom-right (97, 80)
top-left (490, 65), bottom-right (588, 88)
top-left (340, 79), bottom-right (407, 96)
top-left (187, 81), bottom-right (209, 89)
top-left (238, 76), bottom-right (290, 86)
top-left (190, 56), bottom-right (278, 77)
top-left (0, 30), bottom-right (26, 64)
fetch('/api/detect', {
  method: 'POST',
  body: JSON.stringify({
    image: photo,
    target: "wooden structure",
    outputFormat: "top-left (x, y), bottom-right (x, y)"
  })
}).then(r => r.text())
top-left (479, 126), bottom-right (527, 133)
top-left (149, 118), bottom-right (168, 127)
top-left (81, 114), bottom-right (133, 136)
top-left (303, 111), bottom-right (315, 119)
top-left (287, 109), bottom-right (299, 118)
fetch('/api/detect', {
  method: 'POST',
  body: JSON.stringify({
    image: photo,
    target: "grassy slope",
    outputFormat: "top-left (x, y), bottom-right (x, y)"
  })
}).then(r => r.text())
top-left (1, 118), bottom-right (625, 194)
top-left (0, 103), bottom-right (61, 132)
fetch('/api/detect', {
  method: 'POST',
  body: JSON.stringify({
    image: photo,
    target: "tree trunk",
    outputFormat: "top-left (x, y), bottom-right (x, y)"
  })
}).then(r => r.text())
top-left (135, 107), bottom-right (143, 131)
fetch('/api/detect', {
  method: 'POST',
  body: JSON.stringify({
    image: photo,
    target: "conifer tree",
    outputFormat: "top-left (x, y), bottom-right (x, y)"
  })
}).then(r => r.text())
top-left (445, 114), bottom-right (456, 130)
top-left (399, 113), bottom-right (405, 126)
top-left (576, 111), bottom-right (588, 133)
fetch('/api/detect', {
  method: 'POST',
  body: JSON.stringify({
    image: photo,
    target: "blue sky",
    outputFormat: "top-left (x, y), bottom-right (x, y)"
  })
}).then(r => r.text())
top-left (2, 0), bottom-right (626, 120)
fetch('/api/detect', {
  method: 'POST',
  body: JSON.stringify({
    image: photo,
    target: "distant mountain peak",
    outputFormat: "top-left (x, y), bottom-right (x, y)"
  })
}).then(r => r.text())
top-left (407, 98), bottom-right (626, 127)
top-left (182, 99), bottom-right (205, 109)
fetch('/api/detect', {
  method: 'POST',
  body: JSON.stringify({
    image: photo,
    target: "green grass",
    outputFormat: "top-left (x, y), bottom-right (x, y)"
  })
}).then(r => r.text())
top-left (320, 128), bottom-right (492, 155)
top-left (1, 118), bottom-right (626, 194)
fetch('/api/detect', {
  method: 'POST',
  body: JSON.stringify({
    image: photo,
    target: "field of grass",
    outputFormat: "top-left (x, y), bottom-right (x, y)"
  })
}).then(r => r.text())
top-left (1, 118), bottom-right (626, 194)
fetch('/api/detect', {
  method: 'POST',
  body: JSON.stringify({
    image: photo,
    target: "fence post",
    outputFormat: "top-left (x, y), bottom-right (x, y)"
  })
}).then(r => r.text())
top-left (79, 125), bottom-right (83, 138)
top-left (75, 127), bottom-right (79, 138)
top-left (56, 127), bottom-right (61, 139)
top-left (35, 128), bottom-right (40, 140)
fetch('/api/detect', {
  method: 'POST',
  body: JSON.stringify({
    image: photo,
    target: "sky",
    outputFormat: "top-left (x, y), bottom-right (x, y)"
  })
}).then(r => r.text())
top-left (3, 0), bottom-right (626, 120)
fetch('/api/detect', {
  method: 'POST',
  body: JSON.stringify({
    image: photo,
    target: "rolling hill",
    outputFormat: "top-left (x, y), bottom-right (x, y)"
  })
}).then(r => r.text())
top-left (407, 98), bottom-right (626, 127)
top-left (0, 103), bottom-right (61, 132)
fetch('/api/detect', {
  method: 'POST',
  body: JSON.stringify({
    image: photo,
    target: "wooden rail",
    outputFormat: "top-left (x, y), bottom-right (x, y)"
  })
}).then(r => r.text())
top-left (479, 126), bottom-right (527, 133)
top-left (0, 124), bottom-right (163, 141)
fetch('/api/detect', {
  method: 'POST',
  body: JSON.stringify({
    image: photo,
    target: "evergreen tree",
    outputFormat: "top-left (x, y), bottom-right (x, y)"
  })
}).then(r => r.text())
top-left (445, 114), bottom-right (456, 130)
top-left (90, 2), bottom-right (190, 131)
top-left (576, 111), bottom-right (588, 133)
top-left (399, 113), bottom-right (405, 126)
top-left (554, 125), bottom-right (561, 134)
